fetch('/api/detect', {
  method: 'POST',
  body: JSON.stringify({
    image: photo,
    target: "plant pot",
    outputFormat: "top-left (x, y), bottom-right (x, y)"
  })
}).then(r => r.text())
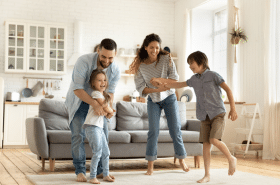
top-left (231, 37), bottom-right (240, 45)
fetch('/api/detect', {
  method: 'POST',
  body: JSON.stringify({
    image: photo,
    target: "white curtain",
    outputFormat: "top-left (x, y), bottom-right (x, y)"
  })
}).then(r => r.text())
top-left (263, 0), bottom-right (280, 160)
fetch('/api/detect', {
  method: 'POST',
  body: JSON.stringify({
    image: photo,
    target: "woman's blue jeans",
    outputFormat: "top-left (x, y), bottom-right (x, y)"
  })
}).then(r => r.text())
top-left (146, 94), bottom-right (187, 161)
top-left (69, 101), bottom-right (109, 175)
top-left (85, 125), bottom-right (110, 179)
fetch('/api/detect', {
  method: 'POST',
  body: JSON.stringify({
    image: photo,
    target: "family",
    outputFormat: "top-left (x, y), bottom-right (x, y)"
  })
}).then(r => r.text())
top-left (65, 33), bottom-right (238, 184)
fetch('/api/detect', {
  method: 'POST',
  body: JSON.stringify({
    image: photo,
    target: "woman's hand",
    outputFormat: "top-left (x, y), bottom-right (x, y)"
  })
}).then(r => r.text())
top-left (156, 83), bottom-right (170, 92)
top-left (150, 78), bottom-right (163, 87)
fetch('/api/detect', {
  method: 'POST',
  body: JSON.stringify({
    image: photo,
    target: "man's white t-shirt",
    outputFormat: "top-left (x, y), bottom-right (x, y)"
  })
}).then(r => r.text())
top-left (83, 91), bottom-right (105, 128)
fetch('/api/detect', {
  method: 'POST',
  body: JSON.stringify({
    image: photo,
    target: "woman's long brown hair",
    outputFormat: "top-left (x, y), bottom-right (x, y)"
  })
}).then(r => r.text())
top-left (129, 33), bottom-right (171, 74)
top-left (89, 69), bottom-right (111, 104)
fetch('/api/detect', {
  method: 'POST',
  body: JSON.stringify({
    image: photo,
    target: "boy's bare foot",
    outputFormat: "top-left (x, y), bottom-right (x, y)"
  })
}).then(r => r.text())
top-left (89, 178), bottom-right (100, 184)
top-left (96, 173), bottom-right (115, 179)
top-left (77, 173), bottom-right (87, 182)
top-left (103, 175), bottom-right (115, 182)
top-left (179, 159), bottom-right (190, 172)
top-left (228, 156), bottom-right (237, 175)
top-left (197, 176), bottom-right (210, 183)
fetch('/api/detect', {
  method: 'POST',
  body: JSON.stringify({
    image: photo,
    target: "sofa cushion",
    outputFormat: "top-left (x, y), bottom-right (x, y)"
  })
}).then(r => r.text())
top-left (126, 130), bottom-right (199, 143)
top-left (116, 101), bottom-right (187, 131)
top-left (47, 130), bottom-right (131, 144)
top-left (39, 99), bottom-right (69, 130)
top-left (108, 131), bottom-right (131, 143)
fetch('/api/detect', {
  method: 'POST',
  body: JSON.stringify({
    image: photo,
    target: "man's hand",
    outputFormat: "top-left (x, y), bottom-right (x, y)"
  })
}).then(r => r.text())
top-left (228, 109), bottom-right (238, 121)
top-left (92, 104), bottom-right (106, 116)
top-left (106, 109), bottom-right (116, 119)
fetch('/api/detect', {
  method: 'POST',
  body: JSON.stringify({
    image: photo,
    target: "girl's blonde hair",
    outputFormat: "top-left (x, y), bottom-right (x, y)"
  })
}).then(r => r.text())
top-left (129, 33), bottom-right (171, 74)
top-left (89, 69), bottom-right (111, 104)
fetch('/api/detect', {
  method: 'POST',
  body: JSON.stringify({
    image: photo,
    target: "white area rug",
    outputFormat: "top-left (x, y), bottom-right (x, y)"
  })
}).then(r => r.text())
top-left (26, 169), bottom-right (280, 185)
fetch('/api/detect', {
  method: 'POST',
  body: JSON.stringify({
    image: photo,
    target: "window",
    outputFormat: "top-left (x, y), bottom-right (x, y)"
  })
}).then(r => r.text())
top-left (212, 8), bottom-right (227, 82)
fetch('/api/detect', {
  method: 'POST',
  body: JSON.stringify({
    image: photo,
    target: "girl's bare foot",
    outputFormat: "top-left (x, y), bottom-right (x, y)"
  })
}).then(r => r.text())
top-left (228, 156), bottom-right (237, 175)
top-left (77, 173), bottom-right (87, 182)
top-left (103, 175), bottom-right (115, 182)
top-left (145, 161), bottom-right (154, 175)
top-left (179, 159), bottom-right (190, 172)
top-left (197, 176), bottom-right (210, 183)
top-left (89, 178), bottom-right (100, 184)
top-left (96, 173), bottom-right (115, 179)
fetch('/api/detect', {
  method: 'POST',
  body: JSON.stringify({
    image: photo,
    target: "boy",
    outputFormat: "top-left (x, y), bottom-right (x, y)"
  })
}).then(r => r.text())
top-left (151, 51), bottom-right (238, 183)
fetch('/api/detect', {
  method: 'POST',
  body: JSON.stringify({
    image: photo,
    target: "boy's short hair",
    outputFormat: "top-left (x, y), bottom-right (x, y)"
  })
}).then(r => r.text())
top-left (187, 51), bottom-right (210, 70)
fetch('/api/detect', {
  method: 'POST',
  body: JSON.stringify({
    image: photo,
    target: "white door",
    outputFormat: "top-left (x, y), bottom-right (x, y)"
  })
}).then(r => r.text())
top-left (4, 104), bottom-right (26, 146)
top-left (0, 77), bottom-right (4, 148)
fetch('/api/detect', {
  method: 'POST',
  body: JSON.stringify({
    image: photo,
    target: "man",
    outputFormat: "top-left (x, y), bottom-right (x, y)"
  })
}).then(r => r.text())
top-left (65, 38), bottom-right (120, 182)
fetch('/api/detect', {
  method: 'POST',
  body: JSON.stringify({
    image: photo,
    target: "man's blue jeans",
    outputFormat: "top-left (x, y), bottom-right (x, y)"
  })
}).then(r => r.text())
top-left (146, 94), bottom-right (187, 161)
top-left (70, 101), bottom-right (109, 175)
top-left (85, 125), bottom-right (110, 179)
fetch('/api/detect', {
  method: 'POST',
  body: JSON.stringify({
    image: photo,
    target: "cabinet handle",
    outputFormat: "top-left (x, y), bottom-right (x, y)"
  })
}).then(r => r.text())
top-left (13, 104), bottom-right (18, 107)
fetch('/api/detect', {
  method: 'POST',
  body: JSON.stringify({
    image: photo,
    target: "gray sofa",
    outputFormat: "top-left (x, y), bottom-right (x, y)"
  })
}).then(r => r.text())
top-left (26, 99), bottom-right (202, 171)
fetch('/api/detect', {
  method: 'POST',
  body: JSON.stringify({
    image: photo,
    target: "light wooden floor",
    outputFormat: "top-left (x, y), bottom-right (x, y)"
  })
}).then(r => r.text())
top-left (0, 149), bottom-right (280, 185)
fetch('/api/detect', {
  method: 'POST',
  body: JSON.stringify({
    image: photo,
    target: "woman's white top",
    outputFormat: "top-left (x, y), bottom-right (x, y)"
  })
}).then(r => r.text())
top-left (134, 54), bottom-right (179, 103)
top-left (84, 91), bottom-right (105, 128)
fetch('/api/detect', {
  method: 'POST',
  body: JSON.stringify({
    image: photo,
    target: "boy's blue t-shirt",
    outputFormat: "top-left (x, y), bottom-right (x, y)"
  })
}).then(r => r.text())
top-left (186, 69), bottom-right (226, 121)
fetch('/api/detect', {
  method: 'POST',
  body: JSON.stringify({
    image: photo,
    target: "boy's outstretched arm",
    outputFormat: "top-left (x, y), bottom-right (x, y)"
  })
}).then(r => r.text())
top-left (220, 82), bottom-right (238, 121)
top-left (151, 78), bottom-right (188, 89)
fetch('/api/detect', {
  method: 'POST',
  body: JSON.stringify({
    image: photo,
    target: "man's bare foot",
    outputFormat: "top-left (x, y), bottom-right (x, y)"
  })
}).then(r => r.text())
top-left (103, 175), bottom-right (115, 182)
top-left (145, 161), bottom-right (154, 175)
top-left (77, 173), bottom-right (87, 182)
top-left (89, 178), bottom-right (100, 184)
top-left (96, 173), bottom-right (115, 179)
top-left (179, 159), bottom-right (190, 172)
top-left (228, 156), bottom-right (237, 175)
top-left (197, 176), bottom-right (210, 183)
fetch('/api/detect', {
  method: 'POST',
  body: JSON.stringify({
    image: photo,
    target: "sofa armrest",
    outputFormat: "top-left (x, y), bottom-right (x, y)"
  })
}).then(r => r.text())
top-left (186, 119), bottom-right (201, 132)
top-left (26, 117), bottom-right (49, 159)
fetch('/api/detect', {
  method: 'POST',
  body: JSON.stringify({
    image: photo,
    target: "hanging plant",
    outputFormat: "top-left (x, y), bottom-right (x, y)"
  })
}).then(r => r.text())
top-left (230, 27), bottom-right (248, 45)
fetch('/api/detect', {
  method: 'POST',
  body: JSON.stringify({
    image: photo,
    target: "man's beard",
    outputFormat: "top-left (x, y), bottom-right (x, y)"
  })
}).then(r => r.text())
top-left (99, 59), bottom-right (111, 69)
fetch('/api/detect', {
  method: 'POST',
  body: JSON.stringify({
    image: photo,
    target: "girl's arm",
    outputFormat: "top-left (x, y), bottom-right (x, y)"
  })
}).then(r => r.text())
top-left (95, 98), bottom-right (114, 114)
top-left (220, 82), bottom-right (238, 121)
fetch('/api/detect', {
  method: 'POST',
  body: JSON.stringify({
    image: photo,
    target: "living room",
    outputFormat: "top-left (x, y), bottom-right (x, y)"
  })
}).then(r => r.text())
top-left (0, 0), bottom-right (279, 184)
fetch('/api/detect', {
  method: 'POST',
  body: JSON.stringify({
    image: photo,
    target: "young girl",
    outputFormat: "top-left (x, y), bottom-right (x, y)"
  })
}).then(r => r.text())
top-left (129, 33), bottom-right (189, 175)
top-left (152, 51), bottom-right (238, 183)
top-left (83, 69), bottom-right (115, 184)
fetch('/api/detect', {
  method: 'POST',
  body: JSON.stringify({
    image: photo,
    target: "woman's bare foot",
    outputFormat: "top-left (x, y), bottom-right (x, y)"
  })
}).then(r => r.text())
top-left (103, 175), bottom-right (115, 182)
top-left (77, 173), bottom-right (87, 182)
top-left (145, 161), bottom-right (154, 175)
top-left (197, 176), bottom-right (210, 183)
top-left (96, 173), bottom-right (115, 179)
top-left (179, 159), bottom-right (190, 172)
top-left (89, 178), bottom-right (100, 184)
top-left (228, 156), bottom-right (237, 175)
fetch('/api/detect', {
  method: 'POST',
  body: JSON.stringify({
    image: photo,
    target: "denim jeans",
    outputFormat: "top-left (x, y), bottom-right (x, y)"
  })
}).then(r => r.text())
top-left (70, 101), bottom-right (109, 175)
top-left (85, 125), bottom-right (110, 179)
top-left (146, 94), bottom-right (187, 161)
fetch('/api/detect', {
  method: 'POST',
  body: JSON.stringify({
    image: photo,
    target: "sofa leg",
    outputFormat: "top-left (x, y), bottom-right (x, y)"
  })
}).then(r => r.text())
top-left (42, 158), bottom-right (45, 171)
top-left (194, 156), bottom-right (200, 168)
top-left (49, 158), bottom-right (55, 172)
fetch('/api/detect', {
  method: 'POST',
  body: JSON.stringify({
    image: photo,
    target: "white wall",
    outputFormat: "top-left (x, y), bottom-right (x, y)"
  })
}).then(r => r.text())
top-left (0, 0), bottom-right (176, 102)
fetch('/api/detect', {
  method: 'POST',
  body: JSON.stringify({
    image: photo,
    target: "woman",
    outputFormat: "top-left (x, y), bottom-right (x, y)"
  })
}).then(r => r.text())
top-left (129, 33), bottom-right (189, 175)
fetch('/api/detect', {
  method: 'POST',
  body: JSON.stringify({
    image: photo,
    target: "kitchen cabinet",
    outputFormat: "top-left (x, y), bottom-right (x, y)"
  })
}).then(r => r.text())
top-left (5, 20), bottom-right (67, 75)
top-left (3, 103), bottom-right (39, 147)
